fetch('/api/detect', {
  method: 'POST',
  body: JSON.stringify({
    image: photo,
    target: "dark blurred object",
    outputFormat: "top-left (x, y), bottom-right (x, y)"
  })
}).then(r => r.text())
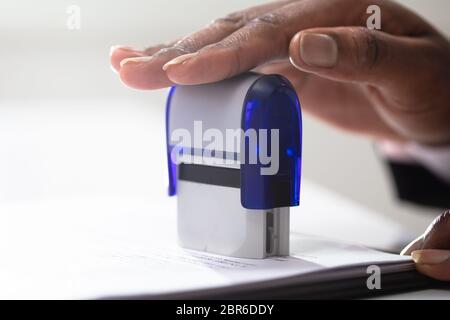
top-left (388, 161), bottom-right (450, 208)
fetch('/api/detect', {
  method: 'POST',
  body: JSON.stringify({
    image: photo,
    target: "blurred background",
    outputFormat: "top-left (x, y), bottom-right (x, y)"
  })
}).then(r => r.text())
top-left (0, 0), bottom-right (448, 237)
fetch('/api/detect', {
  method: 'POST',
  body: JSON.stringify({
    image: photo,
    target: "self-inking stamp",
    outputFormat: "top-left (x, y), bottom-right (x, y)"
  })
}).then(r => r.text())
top-left (166, 72), bottom-right (302, 259)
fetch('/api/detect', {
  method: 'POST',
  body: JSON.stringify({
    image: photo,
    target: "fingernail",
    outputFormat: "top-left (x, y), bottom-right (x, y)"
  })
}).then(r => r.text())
top-left (109, 45), bottom-right (140, 57)
top-left (411, 250), bottom-right (450, 265)
top-left (120, 56), bottom-right (153, 68)
top-left (162, 52), bottom-right (199, 71)
top-left (300, 33), bottom-right (338, 68)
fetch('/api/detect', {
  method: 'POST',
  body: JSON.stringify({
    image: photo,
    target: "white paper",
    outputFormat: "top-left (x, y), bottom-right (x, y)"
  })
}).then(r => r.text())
top-left (0, 196), bottom-right (411, 299)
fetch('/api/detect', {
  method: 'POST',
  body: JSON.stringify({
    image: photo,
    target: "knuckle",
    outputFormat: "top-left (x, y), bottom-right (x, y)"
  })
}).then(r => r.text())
top-left (248, 12), bottom-right (285, 28)
top-left (151, 47), bottom-right (172, 57)
top-left (173, 37), bottom-right (198, 53)
top-left (210, 29), bottom-right (251, 50)
top-left (423, 209), bottom-right (450, 244)
top-left (211, 11), bottom-right (249, 28)
top-left (432, 209), bottom-right (450, 230)
top-left (153, 46), bottom-right (188, 57)
top-left (351, 27), bottom-right (382, 70)
top-left (158, 36), bottom-right (201, 56)
top-left (246, 12), bottom-right (288, 49)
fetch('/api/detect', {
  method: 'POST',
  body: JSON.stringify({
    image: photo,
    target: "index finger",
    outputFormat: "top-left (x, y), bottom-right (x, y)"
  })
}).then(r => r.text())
top-left (118, 0), bottom-right (293, 89)
top-left (163, 0), bottom-right (429, 85)
top-left (162, 0), bottom-right (362, 84)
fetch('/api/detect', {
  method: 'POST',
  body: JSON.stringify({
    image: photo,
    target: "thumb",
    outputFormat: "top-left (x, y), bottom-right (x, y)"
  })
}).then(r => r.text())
top-left (288, 26), bottom-right (430, 86)
top-left (402, 209), bottom-right (450, 256)
top-left (411, 249), bottom-right (450, 281)
top-left (402, 210), bottom-right (450, 281)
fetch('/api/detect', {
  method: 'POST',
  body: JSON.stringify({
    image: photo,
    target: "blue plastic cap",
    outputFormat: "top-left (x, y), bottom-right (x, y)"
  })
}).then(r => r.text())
top-left (240, 75), bottom-right (302, 209)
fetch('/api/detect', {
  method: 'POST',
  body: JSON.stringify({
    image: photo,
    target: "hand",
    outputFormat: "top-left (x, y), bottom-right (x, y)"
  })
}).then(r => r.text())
top-left (401, 209), bottom-right (450, 281)
top-left (110, 0), bottom-right (450, 145)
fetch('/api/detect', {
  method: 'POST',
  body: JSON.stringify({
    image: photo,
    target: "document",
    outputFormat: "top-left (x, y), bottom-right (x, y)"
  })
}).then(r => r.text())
top-left (0, 196), bottom-right (424, 299)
